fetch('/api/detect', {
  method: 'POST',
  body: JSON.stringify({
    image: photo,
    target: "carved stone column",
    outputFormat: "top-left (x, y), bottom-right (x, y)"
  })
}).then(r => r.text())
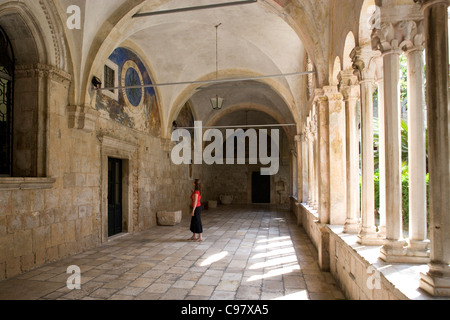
top-left (324, 85), bottom-right (347, 225)
top-left (374, 55), bottom-right (387, 240)
top-left (305, 117), bottom-right (314, 207)
top-left (315, 91), bottom-right (330, 225)
top-left (302, 127), bottom-right (309, 203)
top-left (416, 0), bottom-right (450, 297)
top-left (403, 20), bottom-right (430, 263)
top-left (307, 106), bottom-right (319, 211)
top-left (352, 47), bottom-right (381, 245)
top-left (339, 71), bottom-right (361, 233)
top-left (372, 21), bottom-right (408, 258)
top-left (295, 134), bottom-right (304, 202)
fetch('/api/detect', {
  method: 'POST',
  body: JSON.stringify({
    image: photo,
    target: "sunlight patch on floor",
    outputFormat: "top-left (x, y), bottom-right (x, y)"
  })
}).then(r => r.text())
top-left (200, 251), bottom-right (229, 267)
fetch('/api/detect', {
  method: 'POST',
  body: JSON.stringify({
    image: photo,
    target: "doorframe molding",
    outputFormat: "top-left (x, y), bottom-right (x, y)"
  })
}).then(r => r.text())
top-left (98, 135), bottom-right (138, 243)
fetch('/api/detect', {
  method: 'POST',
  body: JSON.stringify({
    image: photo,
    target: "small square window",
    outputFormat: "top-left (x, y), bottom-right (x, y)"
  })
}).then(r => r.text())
top-left (104, 65), bottom-right (115, 93)
top-left (102, 59), bottom-right (119, 101)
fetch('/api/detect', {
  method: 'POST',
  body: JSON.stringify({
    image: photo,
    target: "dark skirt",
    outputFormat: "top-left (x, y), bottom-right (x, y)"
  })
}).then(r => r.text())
top-left (190, 206), bottom-right (203, 234)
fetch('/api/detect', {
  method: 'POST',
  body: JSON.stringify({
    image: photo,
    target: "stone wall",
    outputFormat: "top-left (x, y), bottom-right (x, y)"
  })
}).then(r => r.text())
top-left (201, 163), bottom-right (290, 206)
top-left (0, 68), bottom-right (196, 281)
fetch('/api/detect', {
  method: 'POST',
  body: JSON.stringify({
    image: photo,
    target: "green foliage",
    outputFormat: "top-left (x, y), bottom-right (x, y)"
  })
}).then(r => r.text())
top-left (373, 117), bottom-right (410, 170)
top-left (373, 116), bottom-right (430, 229)
top-left (371, 53), bottom-right (431, 230)
top-left (373, 166), bottom-right (429, 228)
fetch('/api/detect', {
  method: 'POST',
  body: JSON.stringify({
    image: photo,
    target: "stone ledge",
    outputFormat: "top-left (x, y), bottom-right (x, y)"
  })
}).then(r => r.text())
top-left (296, 203), bottom-right (441, 300)
top-left (327, 224), bottom-right (438, 300)
top-left (0, 178), bottom-right (56, 190)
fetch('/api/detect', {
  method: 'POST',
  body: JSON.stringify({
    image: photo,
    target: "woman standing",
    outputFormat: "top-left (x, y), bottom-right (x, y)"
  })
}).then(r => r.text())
top-left (189, 179), bottom-right (203, 242)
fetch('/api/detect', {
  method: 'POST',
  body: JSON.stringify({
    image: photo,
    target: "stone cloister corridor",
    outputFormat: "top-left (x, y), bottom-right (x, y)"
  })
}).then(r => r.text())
top-left (0, 205), bottom-right (345, 300)
top-left (1, 0), bottom-right (450, 302)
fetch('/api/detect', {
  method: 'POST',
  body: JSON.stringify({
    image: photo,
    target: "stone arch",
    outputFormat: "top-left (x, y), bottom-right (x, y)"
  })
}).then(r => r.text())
top-left (330, 56), bottom-right (341, 86)
top-left (205, 102), bottom-right (295, 142)
top-left (0, 2), bottom-right (72, 177)
top-left (343, 31), bottom-right (356, 71)
top-left (359, 0), bottom-right (377, 47)
top-left (166, 72), bottom-right (300, 141)
top-left (83, 0), bottom-right (312, 138)
top-left (95, 43), bottom-right (163, 137)
top-left (0, 2), bottom-right (46, 65)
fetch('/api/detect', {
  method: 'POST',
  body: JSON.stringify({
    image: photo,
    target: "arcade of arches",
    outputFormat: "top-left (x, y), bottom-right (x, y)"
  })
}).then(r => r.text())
top-left (0, 0), bottom-right (449, 300)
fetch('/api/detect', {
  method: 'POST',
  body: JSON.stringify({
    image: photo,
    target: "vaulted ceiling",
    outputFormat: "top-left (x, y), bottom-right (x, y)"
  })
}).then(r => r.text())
top-left (50, 0), bottom-right (352, 137)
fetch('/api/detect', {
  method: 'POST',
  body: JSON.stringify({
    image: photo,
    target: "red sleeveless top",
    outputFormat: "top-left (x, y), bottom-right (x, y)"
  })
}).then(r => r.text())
top-left (191, 191), bottom-right (201, 208)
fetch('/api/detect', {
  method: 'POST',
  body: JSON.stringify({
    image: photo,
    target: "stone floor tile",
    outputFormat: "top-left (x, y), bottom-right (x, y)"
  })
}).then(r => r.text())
top-left (160, 288), bottom-right (189, 300)
top-left (172, 279), bottom-right (196, 290)
top-left (235, 285), bottom-right (262, 300)
top-left (115, 286), bottom-right (146, 296)
top-left (189, 285), bottom-right (215, 297)
top-left (216, 280), bottom-right (240, 292)
top-left (129, 277), bottom-right (154, 288)
top-left (0, 205), bottom-right (346, 301)
top-left (262, 279), bottom-right (284, 292)
top-left (90, 288), bottom-right (118, 299)
top-left (210, 290), bottom-right (236, 300)
top-left (197, 275), bottom-right (221, 286)
top-left (102, 279), bottom-right (131, 289)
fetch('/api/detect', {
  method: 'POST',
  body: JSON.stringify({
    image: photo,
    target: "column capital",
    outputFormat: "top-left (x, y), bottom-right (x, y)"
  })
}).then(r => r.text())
top-left (323, 85), bottom-right (344, 102)
top-left (313, 88), bottom-right (327, 102)
top-left (414, 0), bottom-right (450, 11)
top-left (370, 1), bottom-right (425, 55)
top-left (338, 70), bottom-right (360, 100)
top-left (351, 46), bottom-right (377, 82)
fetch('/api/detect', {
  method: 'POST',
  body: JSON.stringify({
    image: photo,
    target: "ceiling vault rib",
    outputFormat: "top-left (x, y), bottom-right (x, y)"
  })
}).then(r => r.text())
top-left (96, 71), bottom-right (314, 92)
top-left (132, 0), bottom-right (258, 18)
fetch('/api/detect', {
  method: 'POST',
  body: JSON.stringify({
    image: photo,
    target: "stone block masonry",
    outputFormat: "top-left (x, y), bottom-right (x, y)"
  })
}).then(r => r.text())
top-left (0, 70), bottom-right (195, 281)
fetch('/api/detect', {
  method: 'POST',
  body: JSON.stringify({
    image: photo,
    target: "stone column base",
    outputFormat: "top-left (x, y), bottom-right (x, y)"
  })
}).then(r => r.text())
top-left (380, 239), bottom-right (430, 264)
top-left (358, 227), bottom-right (383, 245)
top-left (405, 239), bottom-right (430, 263)
top-left (343, 218), bottom-right (360, 234)
top-left (318, 225), bottom-right (330, 271)
top-left (420, 263), bottom-right (450, 297)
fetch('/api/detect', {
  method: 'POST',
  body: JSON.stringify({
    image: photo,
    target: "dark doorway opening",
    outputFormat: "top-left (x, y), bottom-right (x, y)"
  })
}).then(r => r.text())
top-left (252, 171), bottom-right (270, 203)
top-left (108, 158), bottom-right (123, 237)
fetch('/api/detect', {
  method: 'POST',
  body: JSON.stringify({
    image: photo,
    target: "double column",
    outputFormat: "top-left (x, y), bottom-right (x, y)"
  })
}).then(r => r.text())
top-left (371, 13), bottom-right (430, 262)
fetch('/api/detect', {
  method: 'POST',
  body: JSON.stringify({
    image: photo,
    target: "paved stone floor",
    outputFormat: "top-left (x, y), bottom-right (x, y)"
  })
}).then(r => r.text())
top-left (0, 205), bottom-right (346, 300)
